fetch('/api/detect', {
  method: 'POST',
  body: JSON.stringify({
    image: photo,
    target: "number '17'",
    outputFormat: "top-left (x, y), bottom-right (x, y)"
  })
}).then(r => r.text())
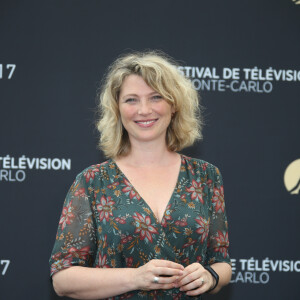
top-left (0, 64), bottom-right (16, 79)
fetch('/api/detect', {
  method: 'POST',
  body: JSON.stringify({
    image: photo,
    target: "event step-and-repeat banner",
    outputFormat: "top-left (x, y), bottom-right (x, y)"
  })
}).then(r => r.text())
top-left (1, 1), bottom-right (299, 299)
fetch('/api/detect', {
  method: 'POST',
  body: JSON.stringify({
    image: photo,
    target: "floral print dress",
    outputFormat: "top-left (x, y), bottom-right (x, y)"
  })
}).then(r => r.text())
top-left (49, 155), bottom-right (230, 299)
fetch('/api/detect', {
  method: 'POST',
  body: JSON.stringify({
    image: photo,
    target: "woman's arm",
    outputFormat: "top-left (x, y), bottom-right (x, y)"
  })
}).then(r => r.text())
top-left (52, 266), bottom-right (136, 299)
top-left (53, 260), bottom-right (184, 299)
top-left (208, 262), bottom-right (232, 294)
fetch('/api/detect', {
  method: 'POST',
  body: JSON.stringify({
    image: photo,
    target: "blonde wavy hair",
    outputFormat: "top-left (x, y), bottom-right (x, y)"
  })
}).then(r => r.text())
top-left (97, 50), bottom-right (202, 158)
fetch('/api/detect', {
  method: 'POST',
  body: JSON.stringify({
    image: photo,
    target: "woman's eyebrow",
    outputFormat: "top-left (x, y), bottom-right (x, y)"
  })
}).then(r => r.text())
top-left (121, 92), bottom-right (159, 99)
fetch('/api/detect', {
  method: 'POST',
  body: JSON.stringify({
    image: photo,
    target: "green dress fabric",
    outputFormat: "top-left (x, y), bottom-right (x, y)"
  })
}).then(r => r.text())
top-left (49, 155), bottom-right (230, 299)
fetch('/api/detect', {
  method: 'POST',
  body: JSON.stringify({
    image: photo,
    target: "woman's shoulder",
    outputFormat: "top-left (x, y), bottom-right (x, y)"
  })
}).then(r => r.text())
top-left (73, 159), bottom-right (113, 184)
top-left (181, 154), bottom-right (220, 172)
top-left (181, 154), bottom-right (223, 186)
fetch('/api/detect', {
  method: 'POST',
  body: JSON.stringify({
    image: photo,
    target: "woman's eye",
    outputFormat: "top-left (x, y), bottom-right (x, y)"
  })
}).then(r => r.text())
top-left (151, 95), bottom-right (162, 101)
top-left (125, 98), bottom-right (137, 103)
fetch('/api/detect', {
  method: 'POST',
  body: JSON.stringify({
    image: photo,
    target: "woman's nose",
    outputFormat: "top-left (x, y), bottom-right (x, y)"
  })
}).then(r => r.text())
top-left (138, 100), bottom-right (152, 115)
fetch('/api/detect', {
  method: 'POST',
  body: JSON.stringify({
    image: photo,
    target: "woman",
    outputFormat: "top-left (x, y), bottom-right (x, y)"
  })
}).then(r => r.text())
top-left (49, 51), bottom-right (232, 299)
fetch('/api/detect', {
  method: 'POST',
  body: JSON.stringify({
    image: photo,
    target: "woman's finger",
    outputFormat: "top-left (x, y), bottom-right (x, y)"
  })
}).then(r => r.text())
top-left (152, 259), bottom-right (184, 270)
top-left (181, 262), bottom-right (203, 276)
top-left (179, 277), bottom-right (205, 292)
top-left (155, 267), bottom-right (184, 276)
top-left (176, 269), bottom-right (201, 287)
top-left (150, 275), bottom-right (179, 285)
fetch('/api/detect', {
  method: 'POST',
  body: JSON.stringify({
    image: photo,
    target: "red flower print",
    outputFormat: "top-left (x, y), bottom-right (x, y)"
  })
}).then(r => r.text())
top-left (125, 257), bottom-right (133, 267)
top-left (196, 256), bottom-right (202, 263)
top-left (214, 231), bottom-right (229, 258)
top-left (133, 212), bottom-right (158, 243)
top-left (121, 235), bottom-right (133, 244)
top-left (182, 238), bottom-right (196, 248)
top-left (182, 257), bottom-right (190, 265)
top-left (50, 257), bottom-right (73, 275)
top-left (122, 179), bottom-right (141, 200)
top-left (161, 218), bottom-right (167, 228)
top-left (107, 182), bottom-right (119, 190)
top-left (74, 188), bottom-right (86, 197)
top-left (201, 162), bottom-right (208, 171)
top-left (96, 196), bottom-right (115, 222)
top-left (181, 155), bottom-right (192, 163)
top-left (67, 246), bottom-right (90, 260)
top-left (180, 194), bottom-right (187, 201)
top-left (98, 253), bottom-right (110, 268)
top-left (115, 217), bottom-right (126, 224)
top-left (206, 179), bottom-right (213, 189)
top-left (83, 167), bottom-right (99, 183)
top-left (187, 163), bottom-right (195, 175)
top-left (195, 217), bottom-right (209, 243)
top-left (51, 252), bottom-right (62, 260)
top-left (59, 200), bottom-right (75, 230)
top-left (175, 218), bottom-right (187, 227)
top-left (186, 180), bottom-right (204, 204)
top-left (212, 186), bottom-right (225, 213)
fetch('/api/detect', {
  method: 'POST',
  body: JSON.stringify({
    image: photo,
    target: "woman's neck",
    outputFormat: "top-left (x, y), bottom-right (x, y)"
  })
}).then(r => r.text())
top-left (116, 141), bottom-right (178, 168)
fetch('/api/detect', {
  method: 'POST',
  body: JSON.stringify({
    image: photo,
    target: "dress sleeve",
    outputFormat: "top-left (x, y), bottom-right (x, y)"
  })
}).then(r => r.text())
top-left (49, 171), bottom-right (97, 277)
top-left (205, 166), bottom-right (231, 266)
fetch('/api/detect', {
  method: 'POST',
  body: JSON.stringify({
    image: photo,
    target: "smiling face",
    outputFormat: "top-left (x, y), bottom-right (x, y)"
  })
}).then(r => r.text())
top-left (118, 74), bottom-right (175, 147)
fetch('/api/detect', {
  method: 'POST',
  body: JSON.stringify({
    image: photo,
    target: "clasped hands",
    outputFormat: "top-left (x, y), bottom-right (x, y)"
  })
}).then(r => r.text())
top-left (135, 259), bottom-right (215, 296)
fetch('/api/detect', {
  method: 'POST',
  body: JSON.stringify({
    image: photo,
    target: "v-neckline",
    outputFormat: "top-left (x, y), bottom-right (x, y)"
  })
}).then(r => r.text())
top-left (111, 155), bottom-right (183, 225)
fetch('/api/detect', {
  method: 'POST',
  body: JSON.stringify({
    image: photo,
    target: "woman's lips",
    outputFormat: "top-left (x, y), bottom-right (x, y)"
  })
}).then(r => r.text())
top-left (134, 119), bottom-right (158, 128)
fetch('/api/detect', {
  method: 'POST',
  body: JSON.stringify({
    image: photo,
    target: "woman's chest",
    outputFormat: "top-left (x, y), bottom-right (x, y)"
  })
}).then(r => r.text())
top-left (115, 163), bottom-right (181, 223)
top-left (91, 174), bottom-right (212, 248)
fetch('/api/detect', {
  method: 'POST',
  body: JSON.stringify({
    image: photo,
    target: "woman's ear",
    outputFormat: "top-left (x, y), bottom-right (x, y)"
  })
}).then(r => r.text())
top-left (171, 105), bottom-right (176, 114)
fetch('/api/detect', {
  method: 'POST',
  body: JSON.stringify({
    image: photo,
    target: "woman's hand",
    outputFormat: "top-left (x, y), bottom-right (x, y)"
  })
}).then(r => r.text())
top-left (133, 259), bottom-right (184, 291)
top-left (174, 263), bottom-right (215, 296)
